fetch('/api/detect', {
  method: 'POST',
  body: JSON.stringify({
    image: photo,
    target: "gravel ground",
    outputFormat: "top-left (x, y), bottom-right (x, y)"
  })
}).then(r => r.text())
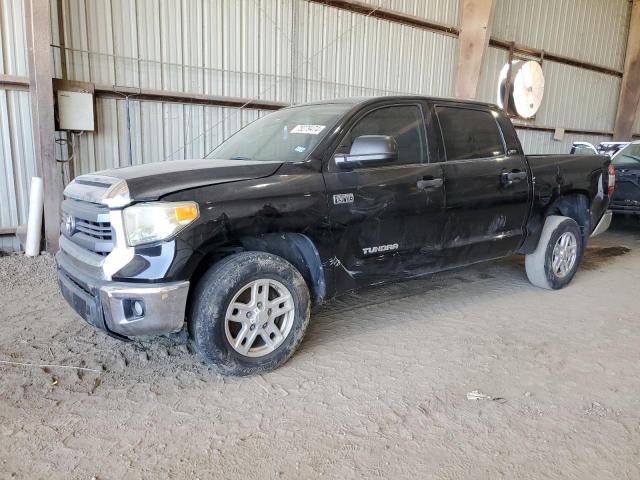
top-left (1, 219), bottom-right (639, 479)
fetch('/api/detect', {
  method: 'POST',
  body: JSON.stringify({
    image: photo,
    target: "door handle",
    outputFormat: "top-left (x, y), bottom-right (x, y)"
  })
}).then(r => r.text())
top-left (417, 177), bottom-right (443, 189)
top-left (501, 171), bottom-right (527, 186)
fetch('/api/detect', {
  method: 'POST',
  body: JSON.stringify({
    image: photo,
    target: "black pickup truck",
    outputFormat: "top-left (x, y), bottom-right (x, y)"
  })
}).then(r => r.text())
top-left (57, 96), bottom-right (613, 375)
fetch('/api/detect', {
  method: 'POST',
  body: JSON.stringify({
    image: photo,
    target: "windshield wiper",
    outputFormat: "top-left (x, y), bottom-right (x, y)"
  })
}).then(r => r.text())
top-left (230, 156), bottom-right (252, 160)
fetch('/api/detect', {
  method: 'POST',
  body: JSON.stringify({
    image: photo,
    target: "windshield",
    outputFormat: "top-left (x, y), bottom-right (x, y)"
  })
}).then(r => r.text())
top-left (207, 103), bottom-right (351, 162)
top-left (612, 143), bottom-right (640, 167)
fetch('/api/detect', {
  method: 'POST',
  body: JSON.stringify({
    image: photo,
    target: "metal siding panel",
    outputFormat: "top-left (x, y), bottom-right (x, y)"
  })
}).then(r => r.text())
top-left (516, 129), bottom-right (611, 155)
top-left (111, 0), bottom-right (139, 87)
top-left (182, 0), bottom-right (204, 95)
top-left (0, 0), bottom-right (29, 76)
top-left (202, 0), bottom-right (223, 97)
top-left (492, 0), bottom-right (631, 71)
top-left (163, 102), bottom-right (185, 160)
top-left (534, 61), bottom-right (619, 132)
top-left (70, 97), bottom-right (266, 174)
top-left (93, 97), bottom-right (120, 171)
top-left (356, 0), bottom-right (459, 27)
top-left (85, 0), bottom-right (115, 85)
top-left (0, 90), bottom-right (36, 252)
top-left (160, 0), bottom-right (183, 92)
top-left (296, 1), bottom-right (456, 103)
top-left (140, 100), bottom-right (164, 163)
top-left (137, 0), bottom-right (162, 90)
top-left (478, 46), bottom-right (507, 105)
top-left (62, 0), bottom-right (91, 81)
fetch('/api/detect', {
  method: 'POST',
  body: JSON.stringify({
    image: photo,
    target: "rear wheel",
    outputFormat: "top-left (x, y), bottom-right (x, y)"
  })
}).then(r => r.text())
top-left (525, 215), bottom-right (583, 290)
top-left (189, 252), bottom-right (311, 375)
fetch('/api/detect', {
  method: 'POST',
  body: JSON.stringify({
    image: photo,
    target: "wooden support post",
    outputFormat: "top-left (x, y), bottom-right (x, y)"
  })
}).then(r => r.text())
top-left (455, 0), bottom-right (495, 100)
top-left (614, 0), bottom-right (640, 141)
top-left (25, 0), bottom-right (63, 252)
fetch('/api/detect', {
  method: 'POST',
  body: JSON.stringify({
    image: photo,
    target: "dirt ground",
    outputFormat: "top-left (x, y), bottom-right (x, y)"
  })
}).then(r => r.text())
top-left (1, 220), bottom-right (639, 480)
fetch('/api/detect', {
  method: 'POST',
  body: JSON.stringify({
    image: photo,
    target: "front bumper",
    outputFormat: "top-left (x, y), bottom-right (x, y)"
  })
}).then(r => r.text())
top-left (57, 250), bottom-right (189, 338)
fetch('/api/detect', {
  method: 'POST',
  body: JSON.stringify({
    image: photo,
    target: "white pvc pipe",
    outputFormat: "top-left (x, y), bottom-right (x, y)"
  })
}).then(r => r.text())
top-left (24, 176), bottom-right (44, 257)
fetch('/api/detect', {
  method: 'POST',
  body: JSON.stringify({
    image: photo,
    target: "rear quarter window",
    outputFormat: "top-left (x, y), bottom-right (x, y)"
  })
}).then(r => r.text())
top-left (436, 106), bottom-right (505, 161)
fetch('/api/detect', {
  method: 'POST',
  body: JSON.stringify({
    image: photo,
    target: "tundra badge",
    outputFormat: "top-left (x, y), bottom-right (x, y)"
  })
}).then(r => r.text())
top-left (362, 243), bottom-right (399, 255)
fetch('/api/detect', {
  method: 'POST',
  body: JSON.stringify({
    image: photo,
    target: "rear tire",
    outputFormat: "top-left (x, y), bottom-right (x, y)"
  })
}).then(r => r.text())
top-left (525, 215), bottom-right (583, 290)
top-left (189, 251), bottom-right (311, 376)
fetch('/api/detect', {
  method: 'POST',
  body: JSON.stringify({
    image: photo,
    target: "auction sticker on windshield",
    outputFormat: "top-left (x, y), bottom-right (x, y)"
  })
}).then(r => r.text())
top-left (291, 124), bottom-right (326, 135)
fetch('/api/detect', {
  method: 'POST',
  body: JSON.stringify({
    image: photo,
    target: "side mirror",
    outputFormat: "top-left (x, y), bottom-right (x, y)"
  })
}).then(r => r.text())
top-left (335, 135), bottom-right (398, 169)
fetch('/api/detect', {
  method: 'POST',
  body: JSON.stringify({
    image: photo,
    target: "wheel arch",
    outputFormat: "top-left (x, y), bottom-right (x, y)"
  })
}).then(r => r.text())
top-left (544, 192), bottom-right (591, 240)
top-left (239, 233), bottom-right (326, 306)
top-left (519, 191), bottom-right (591, 254)
top-left (187, 233), bottom-right (326, 308)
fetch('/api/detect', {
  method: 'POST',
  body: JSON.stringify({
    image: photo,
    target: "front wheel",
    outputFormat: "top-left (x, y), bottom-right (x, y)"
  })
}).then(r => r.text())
top-left (189, 252), bottom-right (311, 376)
top-left (525, 215), bottom-right (583, 290)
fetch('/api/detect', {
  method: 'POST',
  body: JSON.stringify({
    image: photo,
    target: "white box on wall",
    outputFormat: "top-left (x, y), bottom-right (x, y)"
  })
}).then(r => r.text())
top-left (56, 90), bottom-right (95, 132)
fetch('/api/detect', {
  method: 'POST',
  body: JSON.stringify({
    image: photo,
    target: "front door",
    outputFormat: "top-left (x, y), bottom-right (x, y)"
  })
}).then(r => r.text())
top-left (433, 104), bottom-right (530, 265)
top-left (323, 103), bottom-right (446, 292)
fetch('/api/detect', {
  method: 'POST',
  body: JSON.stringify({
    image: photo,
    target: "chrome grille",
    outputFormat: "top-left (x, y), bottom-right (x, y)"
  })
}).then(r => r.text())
top-left (62, 198), bottom-right (114, 256)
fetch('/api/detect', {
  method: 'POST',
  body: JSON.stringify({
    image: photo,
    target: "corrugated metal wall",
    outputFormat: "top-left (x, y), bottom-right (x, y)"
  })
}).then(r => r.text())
top-left (54, 0), bottom-right (459, 107)
top-left (294, 1), bottom-right (457, 102)
top-left (61, 97), bottom-right (266, 174)
top-left (492, 0), bottom-right (630, 71)
top-left (481, 0), bottom-right (632, 151)
top-left (516, 129), bottom-right (611, 155)
top-left (1, 0), bottom-right (34, 251)
top-left (56, 0), bottom-right (295, 103)
top-left (54, 0), bottom-right (460, 176)
top-left (52, 0), bottom-right (631, 172)
top-left (0, 0), bottom-right (28, 76)
top-left (355, 0), bottom-right (459, 27)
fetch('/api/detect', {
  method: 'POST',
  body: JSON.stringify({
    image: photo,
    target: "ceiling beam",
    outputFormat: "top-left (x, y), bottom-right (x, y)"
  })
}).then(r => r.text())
top-left (25, 0), bottom-right (63, 252)
top-left (614, 0), bottom-right (640, 140)
top-left (455, 0), bottom-right (496, 100)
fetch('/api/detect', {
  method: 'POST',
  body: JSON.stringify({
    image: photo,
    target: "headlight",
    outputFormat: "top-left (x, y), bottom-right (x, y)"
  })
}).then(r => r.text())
top-left (123, 201), bottom-right (199, 246)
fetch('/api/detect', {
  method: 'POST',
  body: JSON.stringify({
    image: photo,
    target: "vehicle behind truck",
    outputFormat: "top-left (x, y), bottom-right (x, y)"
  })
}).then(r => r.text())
top-left (57, 96), bottom-right (614, 375)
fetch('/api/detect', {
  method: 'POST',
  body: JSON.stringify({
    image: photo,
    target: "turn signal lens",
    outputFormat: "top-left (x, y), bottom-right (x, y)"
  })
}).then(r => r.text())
top-left (175, 204), bottom-right (199, 223)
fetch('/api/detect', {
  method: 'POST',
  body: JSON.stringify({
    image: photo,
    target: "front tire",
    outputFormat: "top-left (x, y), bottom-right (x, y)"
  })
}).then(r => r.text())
top-left (525, 215), bottom-right (583, 290)
top-left (189, 252), bottom-right (311, 376)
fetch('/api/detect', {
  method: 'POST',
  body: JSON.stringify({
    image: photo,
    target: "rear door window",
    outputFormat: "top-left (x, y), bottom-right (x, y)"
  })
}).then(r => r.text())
top-left (435, 106), bottom-right (505, 161)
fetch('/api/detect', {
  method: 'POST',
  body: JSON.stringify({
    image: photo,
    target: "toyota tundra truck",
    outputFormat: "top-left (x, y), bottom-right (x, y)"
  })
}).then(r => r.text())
top-left (57, 96), bottom-right (614, 375)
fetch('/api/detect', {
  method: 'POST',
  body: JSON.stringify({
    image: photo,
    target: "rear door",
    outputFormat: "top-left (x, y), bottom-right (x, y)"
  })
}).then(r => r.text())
top-left (433, 104), bottom-right (530, 264)
top-left (323, 102), bottom-right (446, 290)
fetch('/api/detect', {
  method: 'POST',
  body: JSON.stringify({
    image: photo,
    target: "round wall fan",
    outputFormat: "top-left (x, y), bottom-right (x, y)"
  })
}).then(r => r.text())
top-left (497, 60), bottom-right (545, 119)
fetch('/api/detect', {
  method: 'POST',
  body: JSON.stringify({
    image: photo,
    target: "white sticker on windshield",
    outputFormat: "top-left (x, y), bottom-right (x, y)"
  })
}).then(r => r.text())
top-left (291, 124), bottom-right (326, 135)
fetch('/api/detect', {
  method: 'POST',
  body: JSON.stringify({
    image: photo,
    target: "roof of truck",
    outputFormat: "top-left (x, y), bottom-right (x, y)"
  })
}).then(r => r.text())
top-left (296, 95), bottom-right (500, 110)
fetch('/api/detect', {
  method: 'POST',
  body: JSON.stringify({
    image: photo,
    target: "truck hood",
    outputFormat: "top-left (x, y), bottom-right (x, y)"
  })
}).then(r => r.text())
top-left (64, 159), bottom-right (283, 206)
